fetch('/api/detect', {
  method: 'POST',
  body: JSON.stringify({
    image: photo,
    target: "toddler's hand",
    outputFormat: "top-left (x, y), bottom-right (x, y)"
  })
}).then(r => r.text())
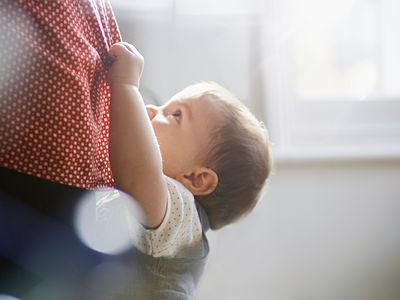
top-left (107, 42), bottom-right (144, 87)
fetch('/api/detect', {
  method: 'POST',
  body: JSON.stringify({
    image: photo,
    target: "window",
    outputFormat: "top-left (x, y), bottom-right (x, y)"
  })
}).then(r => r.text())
top-left (261, 0), bottom-right (400, 160)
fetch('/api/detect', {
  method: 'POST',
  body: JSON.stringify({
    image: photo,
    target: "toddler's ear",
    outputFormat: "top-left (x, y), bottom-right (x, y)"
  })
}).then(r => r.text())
top-left (179, 167), bottom-right (218, 196)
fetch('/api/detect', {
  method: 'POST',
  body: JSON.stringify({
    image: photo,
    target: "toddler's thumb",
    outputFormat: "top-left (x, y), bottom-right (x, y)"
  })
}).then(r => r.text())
top-left (108, 42), bottom-right (128, 57)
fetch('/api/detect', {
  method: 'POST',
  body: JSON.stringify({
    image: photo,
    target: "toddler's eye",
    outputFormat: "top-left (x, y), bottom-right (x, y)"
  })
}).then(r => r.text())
top-left (172, 110), bottom-right (182, 122)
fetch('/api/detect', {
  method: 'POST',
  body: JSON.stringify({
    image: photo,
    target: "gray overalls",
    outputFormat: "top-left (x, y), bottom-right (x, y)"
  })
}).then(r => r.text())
top-left (81, 202), bottom-right (210, 300)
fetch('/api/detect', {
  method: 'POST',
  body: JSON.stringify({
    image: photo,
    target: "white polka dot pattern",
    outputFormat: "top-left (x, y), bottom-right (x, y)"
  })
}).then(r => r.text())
top-left (132, 177), bottom-right (203, 258)
top-left (0, 0), bottom-right (121, 188)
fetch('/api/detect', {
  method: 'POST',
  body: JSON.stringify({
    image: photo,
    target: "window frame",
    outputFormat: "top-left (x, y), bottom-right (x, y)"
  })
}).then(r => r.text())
top-left (260, 0), bottom-right (400, 162)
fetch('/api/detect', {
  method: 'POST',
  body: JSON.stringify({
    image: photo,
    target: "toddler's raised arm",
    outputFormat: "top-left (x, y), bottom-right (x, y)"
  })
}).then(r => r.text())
top-left (107, 43), bottom-right (168, 228)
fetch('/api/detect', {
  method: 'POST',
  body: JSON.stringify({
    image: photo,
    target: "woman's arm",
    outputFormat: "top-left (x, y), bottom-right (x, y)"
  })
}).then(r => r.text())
top-left (107, 43), bottom-right (167, 228)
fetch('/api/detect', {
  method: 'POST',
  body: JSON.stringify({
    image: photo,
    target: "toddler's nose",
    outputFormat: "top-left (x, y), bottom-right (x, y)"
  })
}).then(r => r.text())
top-left (146, 105), bottom-right (157, 120)
top-left (146, 105), bottom-right (168, 124)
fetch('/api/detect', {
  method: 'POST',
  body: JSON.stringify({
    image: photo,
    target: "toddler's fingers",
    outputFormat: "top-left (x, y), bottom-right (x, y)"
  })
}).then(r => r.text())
top-left (108, 42), bottom-right (143, 64)
top-left (105, 43), bottom-right (130, 69)
top-left (108, 42), bottom-right (128, 57)
top-left (120, 42), bottom-right (143, 59)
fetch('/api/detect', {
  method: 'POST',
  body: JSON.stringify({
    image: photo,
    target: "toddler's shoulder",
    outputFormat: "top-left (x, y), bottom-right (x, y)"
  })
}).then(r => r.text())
top-left (137, 176), bottom-right (203, 257)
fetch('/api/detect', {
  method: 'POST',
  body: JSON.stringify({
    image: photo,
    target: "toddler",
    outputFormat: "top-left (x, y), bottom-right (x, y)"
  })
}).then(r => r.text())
top-left (105, 42), bottom-right (272, 297)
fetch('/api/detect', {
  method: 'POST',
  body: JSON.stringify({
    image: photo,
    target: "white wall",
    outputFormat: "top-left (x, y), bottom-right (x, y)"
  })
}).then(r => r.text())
top-left (197, 159), bottom-right (400, 300)
top-left (115, 10), bottom-right (258, 109)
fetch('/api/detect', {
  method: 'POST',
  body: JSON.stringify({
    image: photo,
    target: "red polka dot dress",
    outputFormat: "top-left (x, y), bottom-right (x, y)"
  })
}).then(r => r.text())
top-left (0, 0), bottom-right (121, 189)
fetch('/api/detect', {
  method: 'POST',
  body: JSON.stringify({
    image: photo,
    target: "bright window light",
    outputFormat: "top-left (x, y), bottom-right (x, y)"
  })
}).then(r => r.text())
top-left (262, 0), bottom-right (400, 158)
top-left (290, 0), bottom-right (400, 100)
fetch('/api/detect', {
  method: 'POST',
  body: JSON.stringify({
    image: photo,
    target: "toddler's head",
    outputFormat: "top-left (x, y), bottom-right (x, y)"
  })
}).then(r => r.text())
top-left (146, 82), bottom-right (272, 230)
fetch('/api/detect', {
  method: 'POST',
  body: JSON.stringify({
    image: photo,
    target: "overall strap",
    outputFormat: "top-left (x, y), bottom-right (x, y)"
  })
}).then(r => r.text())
top-left (195, 201), bottom-right (210, 232)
